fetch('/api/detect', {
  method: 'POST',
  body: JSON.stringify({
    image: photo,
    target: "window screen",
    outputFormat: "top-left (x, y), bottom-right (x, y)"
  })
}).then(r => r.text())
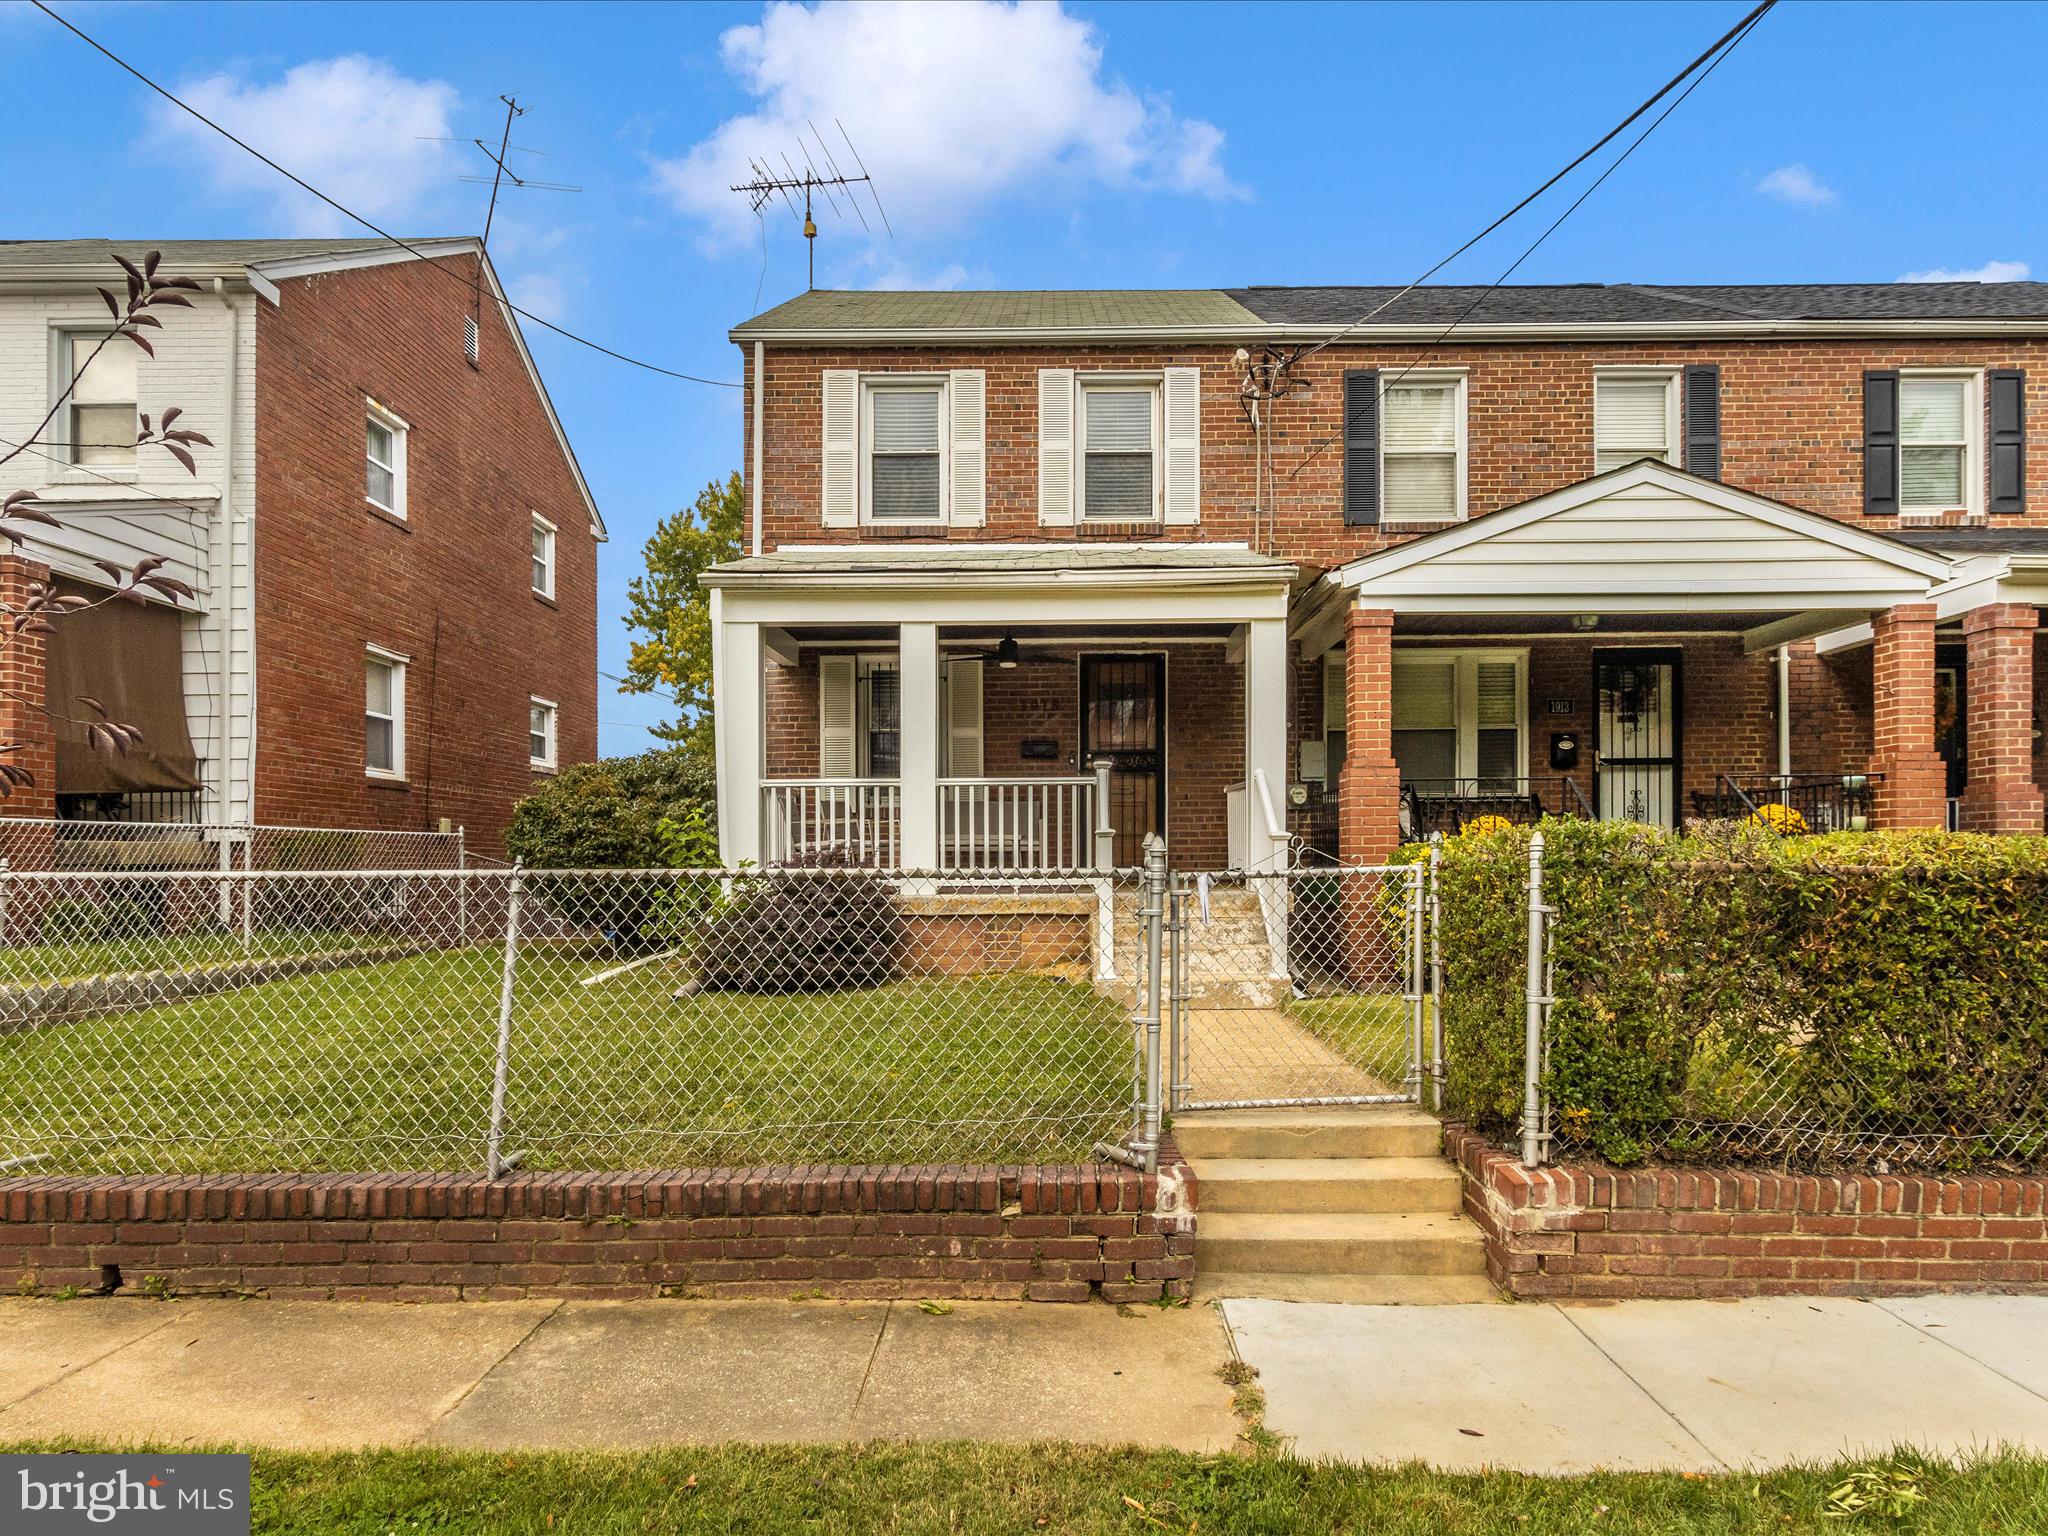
top-left (1900, 376), bottom-right (1968, 509)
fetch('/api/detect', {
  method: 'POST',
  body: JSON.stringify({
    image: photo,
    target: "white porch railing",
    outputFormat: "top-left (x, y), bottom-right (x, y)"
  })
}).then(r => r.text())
top-left (761, 768), bottom-right (1111, 872)
top-left (938, 777), bottom-right (1097, 872)
top-left (761, 779), bottom-right (903, 868)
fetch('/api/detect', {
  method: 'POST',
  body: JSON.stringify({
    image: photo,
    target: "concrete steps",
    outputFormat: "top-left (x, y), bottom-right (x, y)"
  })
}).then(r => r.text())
top-left (1182, 1106), bottom-right (1494, 1305)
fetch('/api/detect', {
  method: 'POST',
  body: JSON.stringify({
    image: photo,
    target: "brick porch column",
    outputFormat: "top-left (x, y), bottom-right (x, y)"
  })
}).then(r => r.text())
top-left (1337, 606), bottom-right (1400, 865)
top-left (1868, 602), bottom-right (1947, 831)
top-left (1961, 602), bottom-right (2044, 834)
top-left (0, 554), bottom-right (56, 819)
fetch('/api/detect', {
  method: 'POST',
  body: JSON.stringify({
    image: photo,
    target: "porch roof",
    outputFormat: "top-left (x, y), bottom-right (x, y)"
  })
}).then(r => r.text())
top-left (1302, 461), bottom-right (1952, 647)
top-left (702, 542), bottom-right (1295, 587)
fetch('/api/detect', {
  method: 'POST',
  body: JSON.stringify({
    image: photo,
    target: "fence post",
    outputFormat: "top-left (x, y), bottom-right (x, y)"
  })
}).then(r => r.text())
top-left (1168, 875), bottom-right (1189, 1114)
top-left (1405, 863), bottom-right (1425, 1102)
top-left (1132, 832), bottom-right (1168, 1172)
top-left (0, 857), bottom-right (10, 945)
top-left (1428, 831), bottom-right (1446, 1112)
top-left (1520, 830), bottom-right (1550, 1168)
top-left (237, 834), bottom-right (253, 951)
top-left (1090, 758), bottom-right (1116, 871)
top-left (485, 859), bottom-right (526, 1179)
top-left (456, 824), bottom-right (469, 945)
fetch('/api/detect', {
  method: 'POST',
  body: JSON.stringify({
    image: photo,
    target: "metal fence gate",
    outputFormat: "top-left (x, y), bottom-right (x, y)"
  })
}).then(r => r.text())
top-left (1163, 860), bottom-right (1428, 1112)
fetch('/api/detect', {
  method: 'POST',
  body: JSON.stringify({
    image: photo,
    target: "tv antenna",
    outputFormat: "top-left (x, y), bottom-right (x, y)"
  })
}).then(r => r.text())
top-left (729, 119), bottom-right (892, 290)
top-left (421, 95), bottom-right (582, 333)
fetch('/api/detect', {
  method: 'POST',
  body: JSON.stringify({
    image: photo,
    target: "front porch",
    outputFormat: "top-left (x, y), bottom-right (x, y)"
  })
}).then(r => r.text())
top-left (702, 544), bottom-right (1299, 874)
top-left (1293, 461), bottom-right (1982, 861)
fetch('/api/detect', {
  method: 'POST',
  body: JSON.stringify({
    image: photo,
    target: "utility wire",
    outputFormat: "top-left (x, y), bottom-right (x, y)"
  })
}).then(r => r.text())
top-left (1290, 0), bottom-right (1776, 365)
top-left (32, 2), bottom-right (744, 391)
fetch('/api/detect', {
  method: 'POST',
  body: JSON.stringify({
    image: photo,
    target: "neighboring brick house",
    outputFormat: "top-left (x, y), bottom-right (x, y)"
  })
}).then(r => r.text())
top-left (703, 283), bottom-right (2048, 872)
top-left (0, 238), bottom-right (601, 851)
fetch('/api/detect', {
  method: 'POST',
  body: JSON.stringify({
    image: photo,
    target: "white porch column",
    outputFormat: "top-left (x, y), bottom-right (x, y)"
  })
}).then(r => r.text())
top-left (713, 596), bottom-right (764, 868)
top-left (1244, 616), bottom-right (1290, 872)
top-left (898, 620), bottom-right (940, 869)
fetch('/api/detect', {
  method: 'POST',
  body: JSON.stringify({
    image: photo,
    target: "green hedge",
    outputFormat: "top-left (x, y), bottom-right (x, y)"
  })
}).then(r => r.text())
top-left (1429, 820), bottom-right (2048, 1170)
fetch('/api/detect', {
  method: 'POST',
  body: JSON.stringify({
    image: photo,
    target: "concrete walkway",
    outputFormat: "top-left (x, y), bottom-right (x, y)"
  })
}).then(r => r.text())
top-left (0, 1297), bottom-right (1239, 1452)
top-left (1222, 1294), bottom-right (2048, 1472)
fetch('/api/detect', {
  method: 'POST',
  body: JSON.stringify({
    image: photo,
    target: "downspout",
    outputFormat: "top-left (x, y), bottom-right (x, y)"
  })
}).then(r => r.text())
top-left (1775, 644), bottom-right (1792, 782)
top-left (751, 341), bottom-right (765, 555)
top-left (212, 278), bottom-right (239, 825)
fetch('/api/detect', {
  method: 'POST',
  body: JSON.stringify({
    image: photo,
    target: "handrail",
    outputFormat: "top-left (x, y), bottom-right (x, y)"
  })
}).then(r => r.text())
top-left (1250, 769), bottom-right (1288, 842)
top-left (1559, 776), bottom-right (1595, 818)
top-left (1714, 774), bottom-right (1765, 820)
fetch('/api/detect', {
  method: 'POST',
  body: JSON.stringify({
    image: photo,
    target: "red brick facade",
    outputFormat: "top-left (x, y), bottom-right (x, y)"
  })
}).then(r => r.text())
top-left (1961, 604), bottom-right (2044, 833)
top-left (1449, 1125), bottom-right (2048, 1300)
top-left (1869, 604), bottom-right (1949, 829)
top-left (250, 253), bottom-right (597, 852)
top-left (0, 555), bottom-right (55, 817)
top-left (1, 1157), bottom-right (1197, 1304)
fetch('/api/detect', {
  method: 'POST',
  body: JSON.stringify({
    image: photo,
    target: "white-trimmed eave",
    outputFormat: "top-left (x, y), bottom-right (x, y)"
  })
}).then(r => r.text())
top-left (726, 316), bottom-right (2048, 347)
top-left (1814, 553), bottom-right (2048, 652)
top-left (245, 241), bottom-right (608, 544)
top-left (711, 569), bottom-right (1292, 627)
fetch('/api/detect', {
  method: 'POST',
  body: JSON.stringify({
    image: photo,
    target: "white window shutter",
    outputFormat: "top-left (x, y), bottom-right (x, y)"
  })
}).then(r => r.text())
top-left (1037, 368), bottom-right (1074, 525)
top-left (948, 370), bottom-right (986, 527)
top-left (821, 370), bottom-right (858, 527)
top-left (819, 655), bottom-right (857, 776)
top-left (1163, 365), bottom-right (1201, 525)
top-left (946, 658), bottom-right (983, 776)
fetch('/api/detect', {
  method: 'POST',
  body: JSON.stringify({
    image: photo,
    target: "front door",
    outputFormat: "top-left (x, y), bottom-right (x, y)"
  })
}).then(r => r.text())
top-left (1080, 654), bottom-right (1166, 866)
top-left (1593, 648), bottom-right (1682, 827)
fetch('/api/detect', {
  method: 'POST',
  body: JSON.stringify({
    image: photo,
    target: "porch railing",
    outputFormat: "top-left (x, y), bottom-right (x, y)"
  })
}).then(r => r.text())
top-left (1400, 776), bottom-right (1594, 839)
top-left (761, 779), bottom-right (902, 868)
top-left (1698, 773), bottom-right (1881, 835)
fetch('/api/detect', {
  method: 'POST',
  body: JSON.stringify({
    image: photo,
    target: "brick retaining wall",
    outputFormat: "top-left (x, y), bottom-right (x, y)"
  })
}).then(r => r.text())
top-left (1447, 1124), bottom-right (2048, 1299)
top-left (1, 1154), bottom-right (1196, 1304)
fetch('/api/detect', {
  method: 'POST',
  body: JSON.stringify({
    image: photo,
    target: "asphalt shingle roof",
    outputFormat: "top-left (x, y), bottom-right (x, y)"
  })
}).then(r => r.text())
top-left (0, 239), bottom-right (446, 270)
top-left (734, 289), bottom-right (1260, 334)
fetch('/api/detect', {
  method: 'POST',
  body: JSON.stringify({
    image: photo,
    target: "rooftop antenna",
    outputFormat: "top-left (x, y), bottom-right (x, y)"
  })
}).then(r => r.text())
top-left (728, 126), bottom-right (890, 290)
top-left (422, 95), bottom-right (581, 346)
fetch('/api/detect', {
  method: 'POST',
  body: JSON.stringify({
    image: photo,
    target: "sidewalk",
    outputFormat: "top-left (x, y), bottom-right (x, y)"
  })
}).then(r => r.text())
top-left (5, 1293), bottom-right (2048, 1470)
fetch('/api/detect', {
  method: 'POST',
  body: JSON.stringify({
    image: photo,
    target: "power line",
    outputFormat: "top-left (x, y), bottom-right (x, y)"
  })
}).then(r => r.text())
top-left (1291, 0), bottom-right (1776, 365)
top-left (31, 2), bottom-right (743, 391)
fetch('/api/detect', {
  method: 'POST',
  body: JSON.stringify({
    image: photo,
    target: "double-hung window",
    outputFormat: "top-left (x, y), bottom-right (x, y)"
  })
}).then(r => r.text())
top-left (531, 513), bottom-right (557, 598)
top-left (1079, 379), bottom-right (1160, 520)
top-left (863, 380), bottom-right (945, 522)
top-left (1391, 649), bottom-right (1526, 792)
top-left (365, 646), bottom-right (406, 779)
top-left (63, 331), bottom-right (136, 468)
top-left (528, 696), bottom-right (558, 771)
top-left (366, 401), bottom-right (408, 518)
top-left (1594, 370), bottom-right (1680, 473)
top-left (1899, 372), bottom-right (1977, 514)
top-left (1381, 374), bottom-right (1465, 521)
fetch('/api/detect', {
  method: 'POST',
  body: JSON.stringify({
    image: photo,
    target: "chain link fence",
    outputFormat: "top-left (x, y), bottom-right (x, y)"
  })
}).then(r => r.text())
top-left (0, 818), bottom-right (468, 874)
top-left (0, 863), bottom-right (1148, 1175)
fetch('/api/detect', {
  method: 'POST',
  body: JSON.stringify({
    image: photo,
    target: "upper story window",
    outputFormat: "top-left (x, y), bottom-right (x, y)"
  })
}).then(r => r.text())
top-left (1382, 373), bottom-right (1466, 521)
top-left (531, 513), bottom-right (557, 598)
top-left (863, 379), bottom-right (946, 523)
top-left (366, 401), bottom-right (409, 518)
top-left (365, 646), bottom-right (406, 779)
top-left (1594, 370), bottom-right (1680, 474)
top-left (62, 331), bottom-right (136, 468)
top-left (528, 696), bottom-right (558, 771)
top-left (1080, 378), bottom-right (1160, 520)
top-left (1899, 371), bottom-right (1977, 514)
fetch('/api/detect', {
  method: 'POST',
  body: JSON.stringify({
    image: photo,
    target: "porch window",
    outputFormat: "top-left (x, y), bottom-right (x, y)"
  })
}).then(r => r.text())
top-left (818, 653), bottom-right (984, 779)
top-left (1899, 372), bottom-right (1975, 513)
top-left (863, 380), bottom-right (945, 522)
top-left (63, 331), bottom-right (136, 468)
top-left (1594, 371), bottom-right (1679, 473)
top-left (1080, 379), bottom-right (1160, 520)
top-left (1381, 375), bottom-right (1464, 520)
top-left (1392, 649), bottom-right (1526, 790)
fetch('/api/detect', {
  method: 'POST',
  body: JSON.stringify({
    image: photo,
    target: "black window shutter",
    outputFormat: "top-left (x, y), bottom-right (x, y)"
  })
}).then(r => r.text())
top-left (1683, 364), bottom-right (1721, 479)
top-left (1343, 369), bottom-right (1381, 526)
top-left (1864, 370), bottom-right (1900, 517)
top-left (1990, 369), bottom-right (2026, 514)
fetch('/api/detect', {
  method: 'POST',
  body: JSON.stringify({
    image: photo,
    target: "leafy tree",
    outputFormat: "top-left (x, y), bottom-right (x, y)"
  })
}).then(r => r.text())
top-left (504, 747), bottom-right (716, 869)
top-left (620, 471), bottom-right (743, 754)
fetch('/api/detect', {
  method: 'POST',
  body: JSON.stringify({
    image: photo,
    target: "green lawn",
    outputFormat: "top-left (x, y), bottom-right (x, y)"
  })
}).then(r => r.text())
top-left (4, 1442), bottom-right (2041, 1534)
top-left (0, 950), bottom-right (1133, 1174)
top-left (1289, 993), bottom-right (1419, 1090)
top-left (2, 930), bottom-right (397, 987)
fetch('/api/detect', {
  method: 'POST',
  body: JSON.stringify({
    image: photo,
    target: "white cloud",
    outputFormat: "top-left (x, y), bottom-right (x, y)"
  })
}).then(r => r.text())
top-left (507, 271), bottom-right (570, 322)
top-left (154, 57), bottom-right (459, 235)
top-left (1755, 163), bottom-right (1836, 207)
top-left (653, 1), bottom-right (1243, 254)
top-left (1897, 259), bottom-right (2032, 284)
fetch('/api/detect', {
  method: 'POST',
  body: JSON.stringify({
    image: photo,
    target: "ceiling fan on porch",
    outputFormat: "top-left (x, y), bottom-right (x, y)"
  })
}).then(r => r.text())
top-left (952, 634), bottom-right (1043, 670)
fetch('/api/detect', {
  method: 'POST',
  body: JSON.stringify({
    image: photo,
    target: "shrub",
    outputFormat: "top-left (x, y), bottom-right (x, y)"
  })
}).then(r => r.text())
top-left (506, 748), bottom-right (715, 869)
top-left (1433, 819), bottom-right (2048, 1171)
top-left (37, 894), bottom-right (163, 946)
top-left (693, 855), bottom-right (905, 994)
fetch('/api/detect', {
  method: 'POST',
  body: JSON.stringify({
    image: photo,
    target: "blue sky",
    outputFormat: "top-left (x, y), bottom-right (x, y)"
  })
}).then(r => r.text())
top-left (4, 0), bottom-right (2039, 753)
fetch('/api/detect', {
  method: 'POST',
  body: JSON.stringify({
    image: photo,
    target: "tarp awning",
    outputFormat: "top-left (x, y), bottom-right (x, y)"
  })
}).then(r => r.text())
top-left (46, 579), bottom-right (200, 794)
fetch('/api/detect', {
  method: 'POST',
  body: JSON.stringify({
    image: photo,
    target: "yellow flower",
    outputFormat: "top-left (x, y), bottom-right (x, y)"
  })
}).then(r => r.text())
top-left (1749, 802), bottom-right (1809, 835)
top-left (1460, 813), bottom-right (1516, 838)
